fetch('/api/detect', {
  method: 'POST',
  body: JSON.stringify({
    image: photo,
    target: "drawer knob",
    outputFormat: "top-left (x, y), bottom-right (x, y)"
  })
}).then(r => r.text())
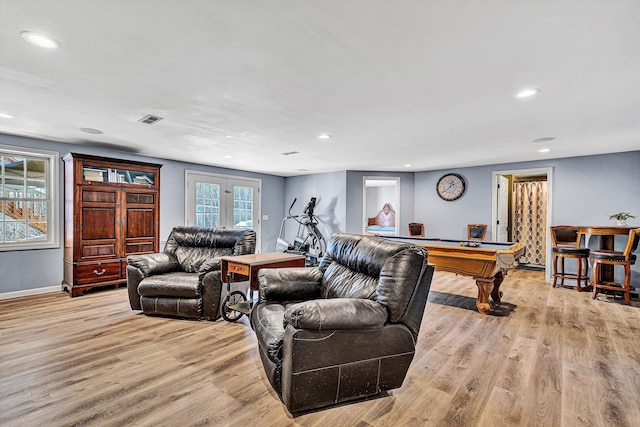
top-left (93, 268), bottom-right (106, 276)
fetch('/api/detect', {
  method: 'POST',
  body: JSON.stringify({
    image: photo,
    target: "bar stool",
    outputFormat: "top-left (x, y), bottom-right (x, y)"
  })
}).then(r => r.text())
top-left (467, 224), bottom-right (487, 241)
top-left (550, 226), bottom-right (590, 291)
top-left (590, 228), bottom-right (640, 305)
top-left (408, 222), bottom-right (425, 237)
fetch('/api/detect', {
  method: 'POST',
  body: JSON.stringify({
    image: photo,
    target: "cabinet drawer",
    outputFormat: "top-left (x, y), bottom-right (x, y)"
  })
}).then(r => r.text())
top-left (227, 262), bottom-right (249, 276)
top-left (76, 261), bottom-right (121, 284)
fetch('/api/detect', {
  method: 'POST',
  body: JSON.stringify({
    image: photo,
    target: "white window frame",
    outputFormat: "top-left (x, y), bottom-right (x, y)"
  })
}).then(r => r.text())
top-left (0, 144), bottom-right (60, 251)
top-left (184, 170), bottom-right (261, 251)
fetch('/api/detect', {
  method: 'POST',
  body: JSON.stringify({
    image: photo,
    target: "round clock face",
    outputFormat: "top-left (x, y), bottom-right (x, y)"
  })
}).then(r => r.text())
top-left (436, 173), bottom-right (466, 201)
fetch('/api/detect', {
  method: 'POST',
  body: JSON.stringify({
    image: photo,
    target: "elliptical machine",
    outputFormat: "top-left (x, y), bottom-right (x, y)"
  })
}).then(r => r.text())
top-left (275, 197), bottom-right (327, 266)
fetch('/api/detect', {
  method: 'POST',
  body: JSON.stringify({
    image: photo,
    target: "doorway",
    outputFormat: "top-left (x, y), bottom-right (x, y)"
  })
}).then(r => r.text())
top-left (491, 167), bottom-right (553, 282)
top-left (362, 177), bottom-right (400, 236)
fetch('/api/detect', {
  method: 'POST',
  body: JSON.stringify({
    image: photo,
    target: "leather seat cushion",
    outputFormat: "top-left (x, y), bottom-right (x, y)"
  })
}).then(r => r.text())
top-left (553, 245), bottom-right (590, 256)
top-left (137, 272), bottom-right (201, 298)
top-left (140, 296), bottom-right (201, 318)
top-left (252, 302), bottom-right (287, 364)
top-left (590, 250), bottom-right (636, 263)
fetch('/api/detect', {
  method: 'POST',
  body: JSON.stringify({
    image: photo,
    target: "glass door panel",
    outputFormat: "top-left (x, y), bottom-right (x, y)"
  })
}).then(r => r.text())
top-left (195, 182), bottom-right (221, 227)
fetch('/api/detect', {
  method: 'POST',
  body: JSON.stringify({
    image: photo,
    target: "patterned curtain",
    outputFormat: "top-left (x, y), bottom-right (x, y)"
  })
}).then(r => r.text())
top-left (513, 181), bottom-right (547, 266)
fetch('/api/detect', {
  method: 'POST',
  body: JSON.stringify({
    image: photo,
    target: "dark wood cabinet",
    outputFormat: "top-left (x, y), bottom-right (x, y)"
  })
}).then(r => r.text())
top-left (62, 153), bottom-right (161, 296)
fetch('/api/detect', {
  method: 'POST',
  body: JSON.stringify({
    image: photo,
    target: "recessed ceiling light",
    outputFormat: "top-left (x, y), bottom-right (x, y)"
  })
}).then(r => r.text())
top-left (225, 135), bottom-right (233, 139)
top-left (80, 127), bottom-right (103, 134)
top-left (404, 164), bottom-right (412, 168)
top-left (539, 148), bottom-right (551, 153)
top-left (515, 88), bottom-right (540, 98)
top-left (20, 31), bottom-right (61, 49)
top-left (224, 155), bottom-right (233, 159)
top-left (0, 112), bottom-right (15, 119)
top-left (318, 134), bottom-right (332, 140)
top-left (531, 137), bottom-right (555, 143)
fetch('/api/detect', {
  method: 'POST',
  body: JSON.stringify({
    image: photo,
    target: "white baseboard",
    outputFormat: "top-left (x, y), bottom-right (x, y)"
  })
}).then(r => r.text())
top-left (0, 285), bottom-right (62, 300)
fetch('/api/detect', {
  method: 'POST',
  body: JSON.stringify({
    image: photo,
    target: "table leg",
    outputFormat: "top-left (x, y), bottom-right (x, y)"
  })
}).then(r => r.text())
top-left (474, 272), bottom-right (504, 315)
top-left (475, 278), bottom-right (494, 315)
top-left (599, 235), bottom-right (615, 282)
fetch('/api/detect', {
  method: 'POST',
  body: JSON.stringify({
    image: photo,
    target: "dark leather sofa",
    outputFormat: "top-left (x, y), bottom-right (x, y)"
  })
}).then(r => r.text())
top-left (250, 233), bottom-right (434, 413)
top-left (127, 226), bottom-right (256, 320)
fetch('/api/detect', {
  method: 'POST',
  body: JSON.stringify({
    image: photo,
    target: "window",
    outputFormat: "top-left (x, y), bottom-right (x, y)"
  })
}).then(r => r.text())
top-left (0, 145), bottom-right (59, 251)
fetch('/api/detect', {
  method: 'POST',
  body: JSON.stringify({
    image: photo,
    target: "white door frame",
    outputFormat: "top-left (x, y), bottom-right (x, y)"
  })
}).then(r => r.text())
top-left (491, 167), bottom-right (554, 282)
top-left (184, 170), bottom-right (261, 251)
top-left (362, 176), bottom-right (400, 235)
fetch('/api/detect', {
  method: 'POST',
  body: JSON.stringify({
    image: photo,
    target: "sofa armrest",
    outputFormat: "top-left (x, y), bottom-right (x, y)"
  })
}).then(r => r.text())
top-left (284, 298), bottom-right (388, 330)
top-left (126, 265), bottom-right (144, 310)
top-left (257, 267), bottom-right (323, 303)
top-left (127, 252), bottom-right (179, 277)
top-left (199, 257), bottom-right (221, 276)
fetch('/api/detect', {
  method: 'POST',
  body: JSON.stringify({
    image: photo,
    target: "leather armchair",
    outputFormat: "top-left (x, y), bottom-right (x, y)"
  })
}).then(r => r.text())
top-left (250, 233), bottom-right (434, 413)
top-left (127, 226), bottom-right (256, 320)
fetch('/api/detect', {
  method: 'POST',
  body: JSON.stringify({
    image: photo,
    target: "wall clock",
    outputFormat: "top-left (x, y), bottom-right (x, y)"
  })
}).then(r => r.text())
top-left (436, 173), bottom-right (466, 201)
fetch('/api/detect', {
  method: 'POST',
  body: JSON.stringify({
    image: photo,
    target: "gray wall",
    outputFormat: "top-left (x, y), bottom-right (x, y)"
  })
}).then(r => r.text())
top-left (0, 133), bottom-right (286, 294)
top-left (414, 152), bottom-right (640, 238)
top-left (282, 171), bottom-right (347, 253)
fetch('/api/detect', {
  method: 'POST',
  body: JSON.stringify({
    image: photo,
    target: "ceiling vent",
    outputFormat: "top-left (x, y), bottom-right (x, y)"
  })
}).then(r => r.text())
top-left (281, 151), bottom-right (300, 156)
top-left (138, 114), bottom-right (163, 125)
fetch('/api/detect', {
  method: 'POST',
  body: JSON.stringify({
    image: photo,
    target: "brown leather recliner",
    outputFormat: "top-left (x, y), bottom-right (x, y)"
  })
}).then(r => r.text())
top-left (127, 226), bottom-right (256, 320)
top-left (250, 233), bottom-right (434, 413)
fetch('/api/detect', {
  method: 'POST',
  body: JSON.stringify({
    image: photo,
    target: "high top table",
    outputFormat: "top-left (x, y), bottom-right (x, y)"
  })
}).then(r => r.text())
top-left (577, 225), bottom-right (636, 283)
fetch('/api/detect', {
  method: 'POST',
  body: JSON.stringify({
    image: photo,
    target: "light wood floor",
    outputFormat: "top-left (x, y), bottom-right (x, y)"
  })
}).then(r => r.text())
top-left (1, 270), bottom-right (639, 427)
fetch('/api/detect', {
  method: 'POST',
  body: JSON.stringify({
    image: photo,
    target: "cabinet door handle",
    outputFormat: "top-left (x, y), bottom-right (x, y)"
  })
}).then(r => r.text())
top-left (94, 268), bottom-right (106, 276)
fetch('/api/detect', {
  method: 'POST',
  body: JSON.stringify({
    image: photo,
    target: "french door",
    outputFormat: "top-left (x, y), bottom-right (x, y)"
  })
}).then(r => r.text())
top-left (185, 170), bottom-right (260, 237)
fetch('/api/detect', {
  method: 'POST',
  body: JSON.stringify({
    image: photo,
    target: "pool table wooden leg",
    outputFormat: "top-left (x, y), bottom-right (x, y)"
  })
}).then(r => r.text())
top-left (475, 278), bottom-right (494, 315)
top-left (474, 272), bottom-right (504, 315)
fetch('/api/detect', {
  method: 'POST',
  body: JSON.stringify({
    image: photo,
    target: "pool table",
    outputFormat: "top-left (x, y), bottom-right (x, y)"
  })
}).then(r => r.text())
top-left (380, 236), bottom-right (526, 314)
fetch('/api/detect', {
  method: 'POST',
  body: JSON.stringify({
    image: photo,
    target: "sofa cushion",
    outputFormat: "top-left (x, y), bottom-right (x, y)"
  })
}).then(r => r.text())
top-left (174, 246), bottom-right (232, 273)
top-left (322, 262), bottom-right (378, 299)
top-left (137, 272), bottom-right (201, 298)
top-left (140, 296), bottom-right (201, 318)
top-left (319, 234), bottom-right (412, 300)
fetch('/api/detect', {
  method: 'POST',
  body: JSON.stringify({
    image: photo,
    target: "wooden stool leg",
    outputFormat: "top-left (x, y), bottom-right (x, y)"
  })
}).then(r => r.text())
top-left (583, 256), bottom-right (589, 289)
top-left (576, 257), bottom-right (583, 292)
top-left (592, 261), bottom-right (600, 300)
top-left (624, 264), bottom-right (631, 305)
top-left (553, 254), bottom-right (559, 288)
top-left (560, 257), bottom-right (565, 285)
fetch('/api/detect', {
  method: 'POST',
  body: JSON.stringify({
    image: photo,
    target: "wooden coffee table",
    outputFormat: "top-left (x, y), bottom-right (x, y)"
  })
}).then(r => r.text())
top-left (220, 252), bottom-right (306, 321)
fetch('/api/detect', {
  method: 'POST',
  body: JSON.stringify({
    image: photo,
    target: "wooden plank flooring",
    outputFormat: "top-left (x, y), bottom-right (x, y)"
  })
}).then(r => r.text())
top-left (1, 270), bottom-right (639, 426)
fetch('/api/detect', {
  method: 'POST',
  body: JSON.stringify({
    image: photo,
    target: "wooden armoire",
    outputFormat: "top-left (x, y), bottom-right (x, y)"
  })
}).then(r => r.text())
top-left (62, 153), bottom-right (162, 296)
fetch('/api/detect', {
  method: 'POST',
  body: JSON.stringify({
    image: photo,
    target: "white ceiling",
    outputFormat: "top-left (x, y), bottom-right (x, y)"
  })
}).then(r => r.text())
top-left (1, 0), bottom-right (638, 177)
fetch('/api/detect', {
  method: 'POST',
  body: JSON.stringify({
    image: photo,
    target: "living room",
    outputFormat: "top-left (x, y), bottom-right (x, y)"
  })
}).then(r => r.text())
top-left (1, 1), bottom-right (639, 426)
